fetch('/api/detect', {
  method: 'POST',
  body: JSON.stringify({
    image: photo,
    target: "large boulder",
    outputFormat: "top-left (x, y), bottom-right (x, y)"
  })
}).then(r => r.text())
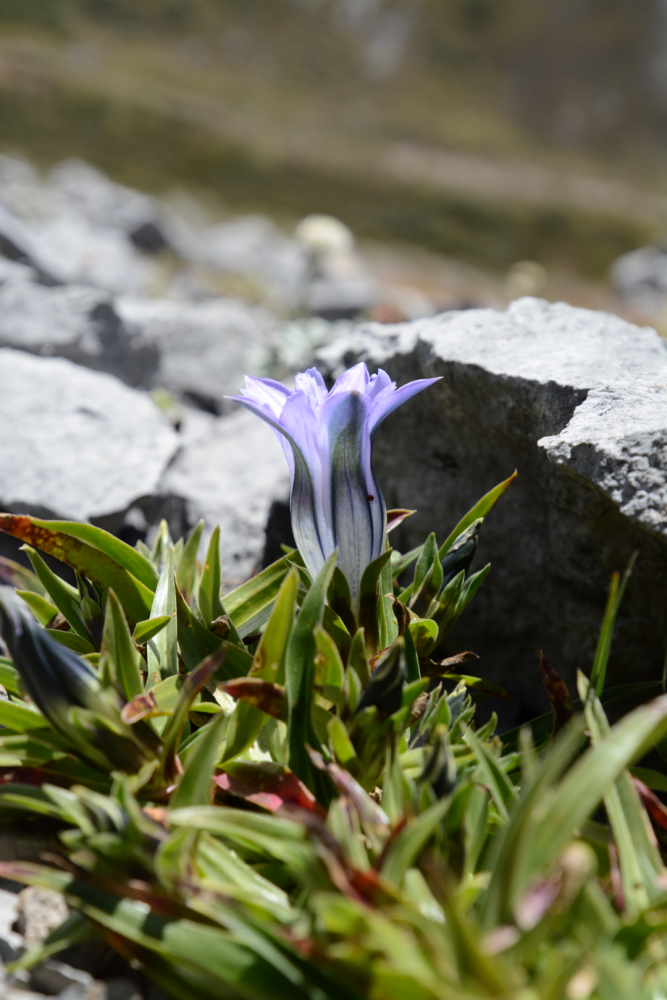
top-left (0, 281), bottom-right (159, 387)
top-left (0, 349), bottom-right (179, 524)
top-left (318, 297), bottom-right (667, 723)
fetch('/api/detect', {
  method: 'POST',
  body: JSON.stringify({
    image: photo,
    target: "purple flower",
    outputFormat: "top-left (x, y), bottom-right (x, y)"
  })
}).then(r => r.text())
top-left (229, 364), bottom-right (439, 610)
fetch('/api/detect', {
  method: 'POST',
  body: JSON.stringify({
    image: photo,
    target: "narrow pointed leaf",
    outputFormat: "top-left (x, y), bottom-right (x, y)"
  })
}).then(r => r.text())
top-left (358, 549), bottom-right (393, 657)
top-left (286, 552), bottom-right (337, 790)
top-left (15, 590), bottom-right (57, 627)
top-left (102, 591), bottom-right (144, 701)
top-left (198, 527), bottom-right (224, 629)
top-left (133, 616), bottom-right (172, 645)
top-left (175, 519), bottom-right (204, 603)
top-left (170, 711), bottom-right (226, 810)
top-left (222, 569), bottom-right (298, 762)
top-left (591, 553), bottom-right (637, 696)
top-left (225, 551), bottom-right (298, 639)
top-left (45, 630), bottom-right (96, 655)
top-left (381, 796), bottom-right (451, 885)
top-left (0, 556), bottom-right (46, 595)
top-left (22, 546), bottom-right (88, 639)
top-left (438, 470), bottom-right (517, 558)
top-left (146, 548), bottom-right (177, 686)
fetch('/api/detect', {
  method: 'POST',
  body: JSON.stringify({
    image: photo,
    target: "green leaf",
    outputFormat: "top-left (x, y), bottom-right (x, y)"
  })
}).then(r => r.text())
top-left (0, 659), bottom-right (21, 697)
top-left (195, 832), bottom-right (292, 917)
top-left (413, 532), bottom-right (438, 598)
top-left (357, 549), bottom-right (393, 657)
top-left (438, 470), bottom-right (517, 559)
top-left (224, 551), bottom-right (297, 639)
top-left (22, 546), bottom-right (89, 640)
top-left (313, 624), bottom-right (345, 702)
top-left (133, 615), bottom-right (172, 645)
top-left (322, 606), bottom-right (351, 661)
top-left (150, 519), bottom-right (171, 569)
top-left (160, 650), bottom-right (226, 775)
top-left (327, 567), bottom-right (356, 636)
top-left (378, 547), bottom-right (398, 651)
top-left (590, 554), bottom-right (637, 697)
top-left (222, 569), bottom-right (298, 764)
top-left (0, 515), bottom-right (154, 623)
top-left (15, 590), bottom-right (57, 627)
top-left (404, 628), bottom-right (420, 684)
top-left (146, 547), bottom-right (178, 685)
top-left (0, 555), bottom-right (47, 595)
top-left (630, 766), bottom-right (667, 792)
top-left (434, 564), bottom-right (490, 643)
top-left (101, 591), bottom-right (144, 701)
top-left (348, 629), bottom-right (370, 688)
top-left (286, 552), bottom-right (337, 793)
top-left (408, 618), bottom-right (438, 658)
top-left (29, 518), bottom-right (160, 591)
top-left (464, 726), bottom-right (518, 823)
top-left (0, 700), bottom-right (47, 732)
top-left (251, 568), bottom-right (299, 686)
top-left (327, 716), bottom-right (358, 768)
top-left (0, 787), bottom-right (68, 818)
top-left (170, 711), bottom-right (226, 809)
top-left (122, 675), bottom-right (182, 724)
top-left (381, 796), bottom-right (451, 885)
top-left (410, 532), bottom-right (442, 617)
top-left (175, 519), bottom-right (204, 602)
top-left (45, 629), bottom-right (96, 656)
top-left (198, 527), bottom-right (224, 629)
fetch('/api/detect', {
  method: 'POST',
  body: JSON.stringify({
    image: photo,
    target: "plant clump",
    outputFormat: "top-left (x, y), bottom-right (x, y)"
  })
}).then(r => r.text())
top-left (0, 368), bottom-right (665, 999)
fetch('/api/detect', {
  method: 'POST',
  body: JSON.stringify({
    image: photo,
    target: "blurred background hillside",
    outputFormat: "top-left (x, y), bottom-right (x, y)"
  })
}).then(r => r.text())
top-left (0, 0), bottom-right (666, 320)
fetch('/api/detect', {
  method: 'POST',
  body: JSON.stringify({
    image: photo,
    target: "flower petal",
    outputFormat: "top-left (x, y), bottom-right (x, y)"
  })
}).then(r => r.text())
top-left (294, 367), bottom-right (328, 405)
top-left (325, 391), bottom-right (385, 608)
top-left (227, 394), bottom-right (299, 451)
top-left (238, 376), bottom-right (291, 419)
top-left (367, 368), bottom-right (394, 400)
top-left (330, 361), bottom-right (370, 397)
top-left (280, 391), bottom-right (334, 577)
top-left (369, 376), bottom-right (441, 440)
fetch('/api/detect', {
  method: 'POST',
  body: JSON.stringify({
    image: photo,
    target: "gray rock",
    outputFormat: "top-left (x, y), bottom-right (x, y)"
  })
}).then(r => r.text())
top-left (116, 297), bottom-right (272, 412)
top-left (29, 960), bottom-right (95, 997)
top-left (0, 886), bottom-right (22, 963)
top-left (105, 977), bottom-right (143, 1000)
top-left (0, 160), bottom-right (161, 296)
top-left (0, 201), bottom-right (53, 282)
top-left (0, 282), bottom-right (159, 388)
top-left (305, 274), bottom-right (380, 321)
top-left (160, 408), bottom-right (290, 590)
top-left (0, 258), bottom-right (36, 286)
top-left (610, 245), bottom-right (667, 316)
top-left (0, 350), bottom-right (180, 523)
top-left (317, 297), bottom-right (667, 724)
top-left (199, 215), bottom-right (307, 305)
top-left (16, 887), bottom-right (69, 951)
top-left (47, 159), bottom-right (163, 238)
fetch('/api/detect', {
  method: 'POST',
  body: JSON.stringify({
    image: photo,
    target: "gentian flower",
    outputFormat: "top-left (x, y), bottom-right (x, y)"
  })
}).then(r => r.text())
top-left (229, 363), bottom-right (439, 610)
